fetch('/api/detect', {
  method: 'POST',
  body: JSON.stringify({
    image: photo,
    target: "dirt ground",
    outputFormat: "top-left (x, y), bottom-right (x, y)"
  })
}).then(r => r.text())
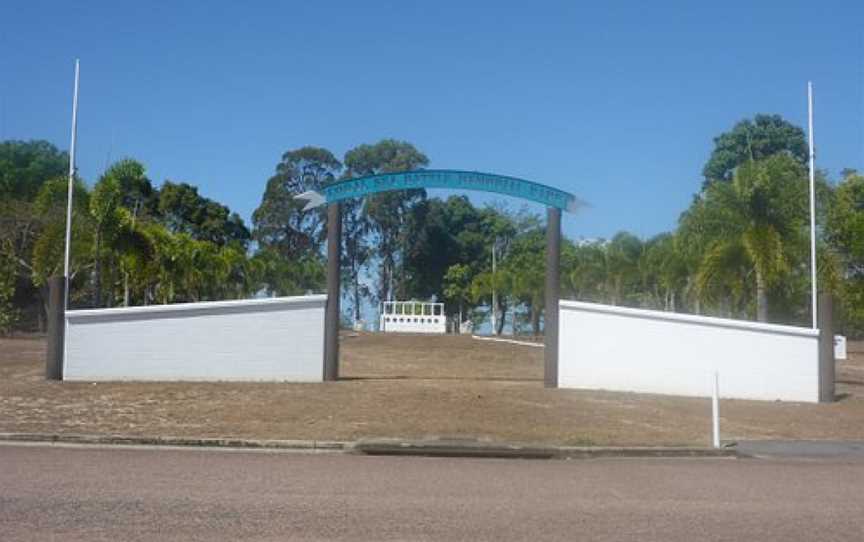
top-left (1, 333), bottom-right (863, 446)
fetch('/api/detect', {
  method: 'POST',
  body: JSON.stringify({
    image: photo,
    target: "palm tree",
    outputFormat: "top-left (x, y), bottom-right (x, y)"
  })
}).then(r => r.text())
top-left (564, 242), bottom-right (606, 302)
top-left (639, 233), bottom-right (689, 311)
top-left (603, 232), bottom-right (643, 306)
top-left (688, 155), bottom-right (807, 322)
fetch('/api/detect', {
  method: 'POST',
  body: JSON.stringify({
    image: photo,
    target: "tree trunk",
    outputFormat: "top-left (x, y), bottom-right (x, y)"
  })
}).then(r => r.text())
top-left (106, 254), bottom-right (115, 308)
top-left (93, 232), bottom-right (102, 308)
top-left (755, 269), bottom-right (768, 322)
top-left (123, 271), bottom-right (130, 307)
top-left (531, 304), bottom-right (541, 336)
top-left (495, 301), bottom-right (507, 336)
top-left (352, 270), bottom-right (361, 322)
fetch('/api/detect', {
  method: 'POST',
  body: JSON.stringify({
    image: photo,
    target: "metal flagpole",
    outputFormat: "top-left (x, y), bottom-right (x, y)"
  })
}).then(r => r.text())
top-left (63, 59), bottom-right (80, 309)
top-left (808, 81), bottom-right (818, 330)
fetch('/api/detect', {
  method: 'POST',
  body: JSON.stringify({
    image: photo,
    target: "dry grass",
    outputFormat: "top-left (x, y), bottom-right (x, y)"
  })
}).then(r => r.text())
top-left (1, 333), bottom-right (863, 446)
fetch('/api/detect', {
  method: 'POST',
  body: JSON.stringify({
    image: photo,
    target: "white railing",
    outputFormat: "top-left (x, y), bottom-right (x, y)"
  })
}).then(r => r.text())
top-left (379, 301), bottom-right (446, 334)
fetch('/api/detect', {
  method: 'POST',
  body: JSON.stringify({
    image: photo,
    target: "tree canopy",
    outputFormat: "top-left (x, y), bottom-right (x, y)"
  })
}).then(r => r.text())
top-left (702, 114), bottom-right (807, 186)
top-left (0, 140), bottom-right (68, 201)
top-left (4, 117), bottom-right (864, 339)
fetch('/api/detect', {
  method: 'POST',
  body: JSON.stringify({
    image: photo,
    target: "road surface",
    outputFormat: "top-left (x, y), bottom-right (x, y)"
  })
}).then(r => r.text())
top-left (1, 444), bottom-right (863, 541)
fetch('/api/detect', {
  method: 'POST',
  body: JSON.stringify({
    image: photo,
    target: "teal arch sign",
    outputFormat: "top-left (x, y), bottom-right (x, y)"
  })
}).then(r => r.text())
top-left (296, 169), bottom-right (582, 213)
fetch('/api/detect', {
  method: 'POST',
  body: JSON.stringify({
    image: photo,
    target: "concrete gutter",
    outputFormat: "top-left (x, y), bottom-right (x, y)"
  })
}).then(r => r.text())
top-left (0, 432), bottom-right (347, 451)
top-left (0, 433), bottom-right (737, 459)
top-left (352, 438), bottom-right (737, 459)
top-left (735, 440), bottom-right (864, 459)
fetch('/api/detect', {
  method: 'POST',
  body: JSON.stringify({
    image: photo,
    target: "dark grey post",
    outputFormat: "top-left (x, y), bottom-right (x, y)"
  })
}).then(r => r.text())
top-left (46, 275), bottom-right (65, 380)
top-left (817, 292), bottom-right (835, 403)
top-left (544, 207), bottom-right (561, 388)
top-left (323, 203), bottom-right (341, 381)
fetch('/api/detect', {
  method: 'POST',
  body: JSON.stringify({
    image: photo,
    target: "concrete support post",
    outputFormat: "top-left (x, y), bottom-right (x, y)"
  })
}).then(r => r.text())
top-left (46, 275), bottom-right (66, 380)
top-left (544, 207), bottom-right (561, 388)
top-left (323, 203), bottom-right (341, 381)
top-left (817, 292), bottom-right (835, 403)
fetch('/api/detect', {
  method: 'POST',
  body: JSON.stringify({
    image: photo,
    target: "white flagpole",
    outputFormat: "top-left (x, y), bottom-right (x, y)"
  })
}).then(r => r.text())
top-left (63, 59), bottom-right (80, 309)
top-left (808, 81), bottom-right (818, 329)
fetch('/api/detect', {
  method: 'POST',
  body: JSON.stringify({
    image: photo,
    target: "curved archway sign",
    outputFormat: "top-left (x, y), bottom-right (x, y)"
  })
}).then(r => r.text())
top-left (296, 169), bottom-right (581, 388)
top-left (296, 169), bottom-right (583, 213)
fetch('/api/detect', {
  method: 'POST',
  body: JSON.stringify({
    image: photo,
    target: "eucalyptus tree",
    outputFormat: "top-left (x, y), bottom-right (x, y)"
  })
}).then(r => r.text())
top-left (253, 147), bottom-right (341, 257)
top-left (344, 139), bottom-right (429, 303)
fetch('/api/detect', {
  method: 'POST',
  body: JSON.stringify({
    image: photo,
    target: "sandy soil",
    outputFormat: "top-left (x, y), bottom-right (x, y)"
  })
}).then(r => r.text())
top-left (1, 333), bottom-right (863, 446)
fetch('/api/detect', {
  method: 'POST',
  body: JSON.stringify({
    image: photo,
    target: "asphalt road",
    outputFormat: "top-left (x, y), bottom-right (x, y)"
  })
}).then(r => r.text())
top-left (1, 444), bottom-right (863, 541)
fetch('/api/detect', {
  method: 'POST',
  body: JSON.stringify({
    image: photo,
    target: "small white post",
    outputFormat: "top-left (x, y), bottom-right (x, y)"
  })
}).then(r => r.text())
top-left (712, 371), bottom-right (721, 448)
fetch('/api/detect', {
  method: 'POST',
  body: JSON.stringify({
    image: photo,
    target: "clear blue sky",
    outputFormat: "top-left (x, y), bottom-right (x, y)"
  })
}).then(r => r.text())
top-left (2, 0), bottom-right (863, 240)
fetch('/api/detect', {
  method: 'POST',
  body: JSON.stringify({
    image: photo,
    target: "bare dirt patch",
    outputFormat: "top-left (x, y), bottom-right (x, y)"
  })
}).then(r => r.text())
top-left (2, 333), bottom-right (864, 446)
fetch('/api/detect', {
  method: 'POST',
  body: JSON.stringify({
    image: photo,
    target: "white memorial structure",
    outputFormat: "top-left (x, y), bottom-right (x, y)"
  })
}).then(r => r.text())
top-left (379, 301), bottom-right (446, 334)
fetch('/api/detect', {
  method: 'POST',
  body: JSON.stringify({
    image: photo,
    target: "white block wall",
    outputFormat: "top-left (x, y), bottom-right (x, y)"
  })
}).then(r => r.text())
top-left (558, 300), bottom-right (820, 402)
top-left (64, 296), bottom-right (326, 381)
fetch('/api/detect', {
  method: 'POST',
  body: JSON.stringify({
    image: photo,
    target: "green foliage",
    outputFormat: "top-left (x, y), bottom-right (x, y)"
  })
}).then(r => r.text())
top-left (503, 229), bottom-right (546, 334)
top-left (702, 114), bottom-right (807, 186)
top-left (404, 196), bottom-right (487, 300)
top-left (443, 263), bottom-right (473, 324)
top-left (0, 245), bottom-right (19, 333)
top-left (7, 117), bottom-right (864, 338)
top-left (346, 139), bottom-right (429, 303)
top-left (825, 172), bottom-right (864, 336)
top-left (0, 140), bottom-right (68, 201)
top-left (827, 173), bottom-right (864, 266)
top-left (251, 248), bottom-right (325, 297)
top-left (687, 155), bottom-right (808, 321)
top-left (159, 181), bottom-right (250, 247)
top-left (252, 147), bottom-right (341, 257)
top-left (30, 177), bottom-right (92, 288)
top-left (638, 233), bottom-right (689, 310)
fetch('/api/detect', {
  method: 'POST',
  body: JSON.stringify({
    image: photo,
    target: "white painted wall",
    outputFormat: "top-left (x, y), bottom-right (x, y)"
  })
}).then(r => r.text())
top-left (558, 300), bottom-right (820, 402)
top-left (64, 296), bottom-right (326, 381)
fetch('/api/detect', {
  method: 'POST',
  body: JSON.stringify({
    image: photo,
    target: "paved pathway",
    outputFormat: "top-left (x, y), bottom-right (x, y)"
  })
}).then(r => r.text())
top-left (1, 443), bottom-right (863, 541)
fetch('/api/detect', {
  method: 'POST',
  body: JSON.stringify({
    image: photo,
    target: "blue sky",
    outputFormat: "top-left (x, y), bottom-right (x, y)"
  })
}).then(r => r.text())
top-left (2, 0), bottom-right (863, 240)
